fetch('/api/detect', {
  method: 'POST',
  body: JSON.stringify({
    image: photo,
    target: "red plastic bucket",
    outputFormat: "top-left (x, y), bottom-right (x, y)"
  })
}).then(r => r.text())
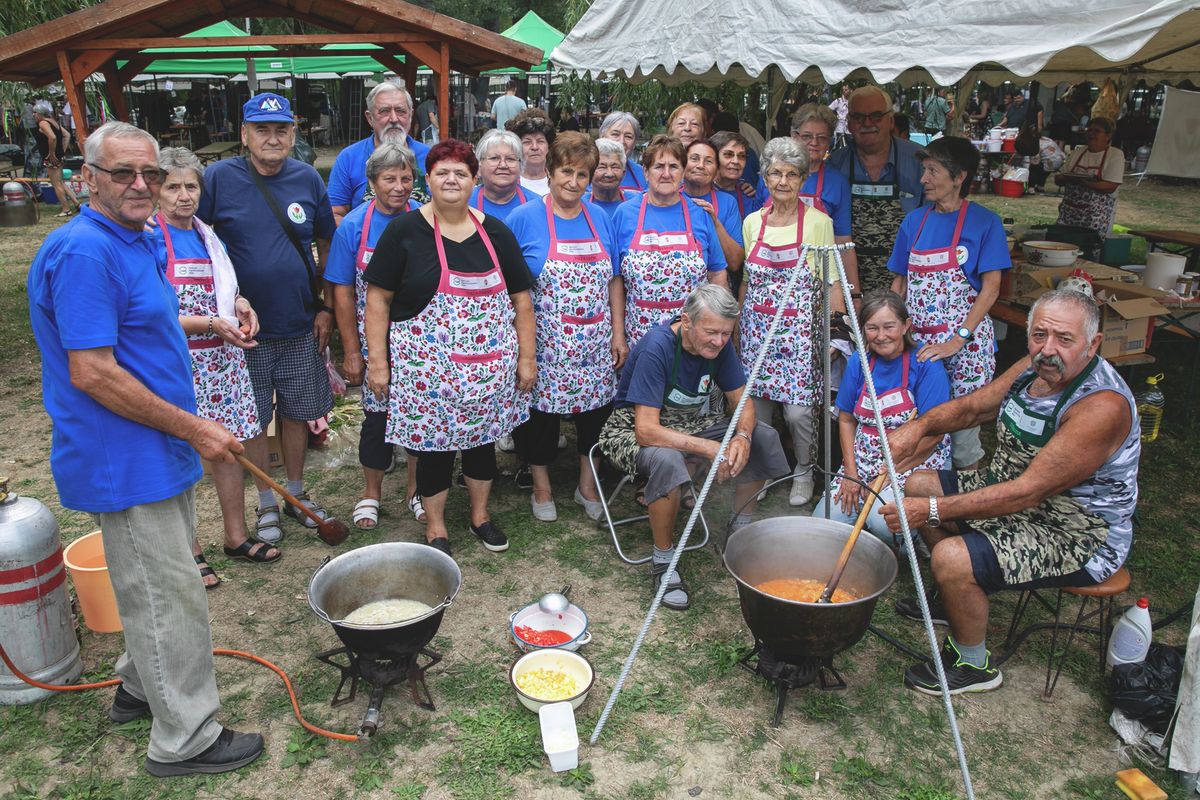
top-left (1001, 139), bottom-right (1016, 153)
top-left (995, 179), bottom-right (1025, 198)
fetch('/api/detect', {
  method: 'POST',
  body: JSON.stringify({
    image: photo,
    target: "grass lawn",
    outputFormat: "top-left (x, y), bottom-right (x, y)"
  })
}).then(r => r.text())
top-left (0, 175), bottom-right (1196, 799)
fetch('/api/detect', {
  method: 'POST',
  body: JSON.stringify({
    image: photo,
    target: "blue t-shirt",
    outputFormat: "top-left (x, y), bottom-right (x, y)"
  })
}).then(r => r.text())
top-left (325, 200), bottom-right (418, 287)
top-left (800, 167), bottom-right (853, 237)
top-left (467, 185), bottom-right (531, 222)
top-left (150, 220), bottom-right (210, 271)
top-left (583, 188), bottom-right (642, 219)
top-left (611, 196), bottom-right (728, 272)
top-left (835, 350), bottom-right (950, 417)
top-left (683, 187), bottom-right (745, 247)
top-left (826, 137), bottom-right (927, 214)
top-left (886, 202), bottom-right (1011, 291)
top-left (741, 148), bottom-right (761, 189)
top-left (506, 198), bottom-right (621, 280)
top-left (620, 161), bottom-right (647, 191)
top-left (27, 206), bottom-right (202, 513)
top-left (199, 157), bottom-right (336, 339)
top-left (326, 134), bottom-right (431, 209)
top-left (614, 322), bottom-right (746, 408)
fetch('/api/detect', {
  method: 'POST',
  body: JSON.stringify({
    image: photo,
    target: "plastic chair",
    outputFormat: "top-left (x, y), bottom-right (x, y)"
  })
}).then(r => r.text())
top-left (587, 442), bottom-right (710, 565)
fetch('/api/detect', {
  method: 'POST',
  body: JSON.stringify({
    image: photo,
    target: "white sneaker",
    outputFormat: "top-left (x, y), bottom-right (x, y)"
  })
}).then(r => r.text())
top-left (497, 435), bottom-right (515, 452)
top-left (573, 487), bottom-right (603, 521)
top-left (789, 475), bottom-right (814, 507)
top-left (530, 493), bottom-right (558, 522)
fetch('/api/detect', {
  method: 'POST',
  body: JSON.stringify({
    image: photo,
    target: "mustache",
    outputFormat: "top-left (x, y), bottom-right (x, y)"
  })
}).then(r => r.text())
top-left (1032, 352), bottom-right (1066, 372)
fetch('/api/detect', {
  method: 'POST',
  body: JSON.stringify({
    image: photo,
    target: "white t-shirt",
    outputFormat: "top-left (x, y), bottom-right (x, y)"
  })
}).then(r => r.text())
top-left (520, 175), bottom-right (550, 197)
top-left (1063, 146), bottom-right (1124, 184)
top-left (492, 94), bottom-right (527, 130)
top-left (830, 97), bottom-right (850, 134)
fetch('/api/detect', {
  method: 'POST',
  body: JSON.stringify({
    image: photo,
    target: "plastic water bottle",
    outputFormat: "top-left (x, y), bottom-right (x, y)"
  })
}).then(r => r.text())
top-left (1135, 374), bottom-right (1165, 443)
top-left (1107, 597), bottom-right (1152, 668)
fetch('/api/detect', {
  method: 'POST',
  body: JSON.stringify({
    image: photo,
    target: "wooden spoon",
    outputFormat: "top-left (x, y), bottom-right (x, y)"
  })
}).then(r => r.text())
top-left (818, 474), bottom-right (890, 604)
top-left (235, 454), bottom-right (349, 546)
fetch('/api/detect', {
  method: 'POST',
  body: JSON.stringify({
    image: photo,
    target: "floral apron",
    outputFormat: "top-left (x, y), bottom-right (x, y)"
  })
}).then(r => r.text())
top-left (905, 201), bottom-right (996, 399)
top-left (353, 200), bottom-right (388, 414)
top-left (532, 197), bottom-right (616, 414)
top-left (1057, 147), bottom-right (1118, 236)
top-left (829, 352), bottom-right (949, 495)
top-left (599, 326), bottom-right (726, 477)
top-left (160, 214), bottom-right (260, 441)
top-left (385, 213), bottom-right (528, 451)
top-left (966, 357), bottom-right (1110, 583)
top-left (849, 146), bottom-right (904, 294)
top-left (621, 196), bottom-right (710, 349)
top-left (738, 203), bottom-right (823, 405)
top-left (799, 164), bottom-right (830, 215)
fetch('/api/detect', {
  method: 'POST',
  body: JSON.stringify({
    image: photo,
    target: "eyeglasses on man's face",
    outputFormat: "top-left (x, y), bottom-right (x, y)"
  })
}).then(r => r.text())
top-left (88, 164), bottom-right (166, 185)
top-left (848, 111), bottom-right (890, 125)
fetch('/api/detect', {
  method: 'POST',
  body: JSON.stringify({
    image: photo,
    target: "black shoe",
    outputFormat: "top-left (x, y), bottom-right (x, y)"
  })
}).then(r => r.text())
top-left (144, 727), bottom-right (264, 777)
top-left (109, 684), bottom-right (151, 724)
top-left (904, 638), bottom-right (1003, 696)
top-left (470, 520), bottom-right (509, 552)
top-left (426, 536), bottom-right (452, 557)
top-left (515, 465), bottom-right (533, 490)
top-left (894, 592), bottom-right (948, 626)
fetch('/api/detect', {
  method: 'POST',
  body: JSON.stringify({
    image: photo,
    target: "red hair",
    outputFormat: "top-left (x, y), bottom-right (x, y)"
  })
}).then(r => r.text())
top-left (425, 139), bottom-right (478, 177)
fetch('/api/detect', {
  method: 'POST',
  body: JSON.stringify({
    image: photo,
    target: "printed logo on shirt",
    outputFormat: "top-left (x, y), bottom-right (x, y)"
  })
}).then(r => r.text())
top-left (697, 374), bottom-right (712, 394)
top-left (638, 232), bottom-right (688, 247)
top-left (287, 202), bottom-right (307, 224)
top-left (448, 272), bottom-right (503, 291)
top-left (956, 245), bottom-right (969, 266)
top-left (555, 241), bottom-right (602, 257)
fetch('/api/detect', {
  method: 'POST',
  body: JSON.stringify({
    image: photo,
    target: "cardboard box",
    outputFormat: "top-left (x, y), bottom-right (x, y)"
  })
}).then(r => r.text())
top-left (202, 416), bottom-right (284, 475)
top-left (1016, 261), bottom-right (1136, 299)
top-left (1026, 280), bottom-right (1169, 358)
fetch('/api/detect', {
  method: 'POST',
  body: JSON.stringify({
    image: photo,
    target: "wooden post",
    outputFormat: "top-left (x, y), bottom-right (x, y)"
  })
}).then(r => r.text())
top-left (437, 42), bottom-right (450, 141)
top-left (55, 50), bottom-right (89, 144)
top-left (101, 68), bottom-right (129, 121)
top-left (402, 59), bottom-right (418, 101)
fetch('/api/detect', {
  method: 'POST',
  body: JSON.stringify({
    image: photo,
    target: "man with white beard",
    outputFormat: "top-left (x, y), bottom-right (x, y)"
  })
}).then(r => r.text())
top-left (328, 80), bottom-right (431, 224)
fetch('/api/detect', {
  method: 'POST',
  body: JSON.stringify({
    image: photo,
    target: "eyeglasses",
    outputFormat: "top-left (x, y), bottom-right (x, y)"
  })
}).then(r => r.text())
top-left (88, 163), bottom-right (165, 185)
top-left (764, 169), bottom-right (803, 182)
top-left (848, 111), bottom-right (890, 125)
top-left (794, 133), bottom-right (832, 144)
top-left (483, 155), bottom-right (520, 166)
top-left (372, 105), bottom-right (410, 119)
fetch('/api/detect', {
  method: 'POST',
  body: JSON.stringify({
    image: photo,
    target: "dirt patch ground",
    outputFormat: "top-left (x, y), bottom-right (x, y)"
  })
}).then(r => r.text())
top-left (0, 178), bottom-right (1196, 799)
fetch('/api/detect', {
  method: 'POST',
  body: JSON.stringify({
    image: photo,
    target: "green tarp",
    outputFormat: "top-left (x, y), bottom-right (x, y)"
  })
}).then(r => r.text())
top-left (488, 11), bottom-right (564, 74)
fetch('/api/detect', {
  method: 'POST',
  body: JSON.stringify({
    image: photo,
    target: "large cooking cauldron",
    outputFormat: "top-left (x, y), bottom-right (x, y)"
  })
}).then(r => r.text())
top-left (723, 516), bottom-right (897, 663)
top-left (308, 543), bottom-right (461, 661)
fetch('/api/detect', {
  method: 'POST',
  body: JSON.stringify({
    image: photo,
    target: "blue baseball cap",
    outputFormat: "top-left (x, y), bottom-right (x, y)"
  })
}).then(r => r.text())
top-left (243, 92), bottom-right (293, 124)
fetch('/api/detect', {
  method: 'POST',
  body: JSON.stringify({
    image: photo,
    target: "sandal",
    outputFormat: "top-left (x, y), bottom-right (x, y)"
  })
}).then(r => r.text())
top-left (651, 562), bottom-right (689, 611)
top-left (408, 494), bottom-right (427, 524)
top-left (55, 209), bottom-right (75, 218)
top-left (283, 492), bottom-right (329, 529)
top-left (223, 538), bottom-right (282, 564)
top-left (194, 553), bottom-right (221, 589)
top-left (255, 505), bottom-right (285, 544)
top-left (353, 498), bottom-right (380, 530)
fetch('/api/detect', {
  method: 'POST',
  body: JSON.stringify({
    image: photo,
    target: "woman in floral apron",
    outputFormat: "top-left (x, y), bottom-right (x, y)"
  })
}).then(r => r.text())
top-left (598, 111), bottom-right (646, 191)
top-left (154, 148), bottom-right (277, 588)
top-left (611, 135), bottom-right (729, 351)
top-left (468, 129), bottom-right (531, 222)
top-left (682, 138), bottom-right (745, 277)
top-left (507, 133), bottom-right (627, 523)
top-left (888, 137), bottom-right (1009, 469)
top-left (584, 138), bottom-right (642, 220)
top-left (363, 139), bottom-right (537, 556)
top-left (327, 143), bottom-right (423, 531)
top-left (1054, 117), bottom-right (1124, 237)
top-left (737, 136), bottom-right (840, 507)
top-left (813, 291), bottom-right (950, 544)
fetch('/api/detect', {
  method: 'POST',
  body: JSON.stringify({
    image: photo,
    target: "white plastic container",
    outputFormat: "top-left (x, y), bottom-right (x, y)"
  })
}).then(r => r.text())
top-left (1107, 597), bottom-right (1153, 667)
top-left (539, 701), bottom-right (579, 772)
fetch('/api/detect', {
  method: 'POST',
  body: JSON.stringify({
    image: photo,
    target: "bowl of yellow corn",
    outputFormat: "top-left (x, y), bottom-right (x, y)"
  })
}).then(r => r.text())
top-left (509, 649), bottom-right (595, 712)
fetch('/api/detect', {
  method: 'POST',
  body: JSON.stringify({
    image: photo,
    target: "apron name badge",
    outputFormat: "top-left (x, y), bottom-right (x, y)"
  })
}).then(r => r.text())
top-left (448, 271), bottom-right (503, 291)
top-left (638, 232), bottom-right (688, 247)
top-left (851, 183), bottom-right (897, 198)
top-left (1003, 398), bottom-right (1046, 435)
top-left (556, 241), bottom-right (602, 257)
top-left (174, 262), bottom-right (213, 279)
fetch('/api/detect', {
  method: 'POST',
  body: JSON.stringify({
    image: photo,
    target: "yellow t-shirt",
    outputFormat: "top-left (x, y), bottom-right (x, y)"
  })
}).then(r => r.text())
top-left (742, 205), bottom-right (838, 283)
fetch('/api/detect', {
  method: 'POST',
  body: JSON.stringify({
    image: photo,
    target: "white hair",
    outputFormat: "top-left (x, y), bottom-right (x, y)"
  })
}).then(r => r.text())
top-left (474, 129), bottom-right (525, 168)
top-left (599, 111), bottom-right (641, 142)
top-left (594, 137), bottom-right (627, 166)
top-left (761, 136), bottom-right (810, 175)
top-left (158, 147), bottom-right (203, 180)
top-left (84, 120), bottom-right (158, 165)
top-left (33, 100), bottom-right (53, 117)
top-left (1028, 289), bottom-right (1100, 341)
top-left (366, 80), bottom-right (413, 114)
top-left (683, 283), bottom-right (740, 322)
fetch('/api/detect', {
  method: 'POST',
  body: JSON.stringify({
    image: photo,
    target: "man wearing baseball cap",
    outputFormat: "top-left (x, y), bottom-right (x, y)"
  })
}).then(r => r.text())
top-left (198, 93), bottom-right (338, 543)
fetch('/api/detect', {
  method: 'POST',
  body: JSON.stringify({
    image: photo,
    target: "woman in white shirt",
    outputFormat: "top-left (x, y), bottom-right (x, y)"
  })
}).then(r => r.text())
top-left (1054, 117), bottom-right (1124, 236)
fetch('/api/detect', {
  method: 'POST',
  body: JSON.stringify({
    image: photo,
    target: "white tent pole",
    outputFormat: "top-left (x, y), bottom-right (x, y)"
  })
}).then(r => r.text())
top-left (245, 19), bottom-right (258, 96)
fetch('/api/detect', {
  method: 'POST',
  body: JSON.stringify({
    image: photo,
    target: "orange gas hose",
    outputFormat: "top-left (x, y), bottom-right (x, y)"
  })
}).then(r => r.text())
top-left (0, 642), bottom-right (359, 742)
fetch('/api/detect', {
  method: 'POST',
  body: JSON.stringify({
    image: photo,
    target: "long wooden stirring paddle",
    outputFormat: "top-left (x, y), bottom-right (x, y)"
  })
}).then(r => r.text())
top-left (235, 454), bottom-right (349, 546)
top-left (818, 474), bottom-right (890, 604)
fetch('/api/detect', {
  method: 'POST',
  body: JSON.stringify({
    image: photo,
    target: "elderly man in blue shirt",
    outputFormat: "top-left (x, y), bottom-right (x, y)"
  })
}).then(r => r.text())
top-left (327, 79), bottom-right (431, 224)
top-left (27, 121), bottom-right (263, 777)
top-left (826, 86), bottom-right (926, 296)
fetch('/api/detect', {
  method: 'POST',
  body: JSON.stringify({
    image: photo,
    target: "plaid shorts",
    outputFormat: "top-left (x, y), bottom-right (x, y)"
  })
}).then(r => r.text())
top-left (244, 332), bottom-right (333, 425)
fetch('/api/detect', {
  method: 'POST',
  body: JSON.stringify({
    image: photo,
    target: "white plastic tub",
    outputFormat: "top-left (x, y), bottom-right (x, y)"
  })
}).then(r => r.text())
top-left (539, 701), bottom-right (580, 772)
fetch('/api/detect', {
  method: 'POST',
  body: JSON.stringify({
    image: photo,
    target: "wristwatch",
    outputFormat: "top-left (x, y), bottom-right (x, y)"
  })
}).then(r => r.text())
top-left (956, 326), bottom-right (973, 341)
top-left (928, 496), bottom-right (941, 528)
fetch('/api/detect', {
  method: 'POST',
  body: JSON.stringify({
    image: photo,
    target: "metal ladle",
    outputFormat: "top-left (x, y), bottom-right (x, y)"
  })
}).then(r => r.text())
top-left (537, 585), bottom-right (572, 614)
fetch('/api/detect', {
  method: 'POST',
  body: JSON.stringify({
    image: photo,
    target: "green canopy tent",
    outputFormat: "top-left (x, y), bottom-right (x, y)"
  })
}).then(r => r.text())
top-left (488, 11), bottom-right (565, 75)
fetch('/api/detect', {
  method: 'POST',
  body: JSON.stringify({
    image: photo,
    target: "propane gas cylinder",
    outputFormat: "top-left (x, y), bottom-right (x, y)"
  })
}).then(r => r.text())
top-left (0, 477), bottom-right (82, 704)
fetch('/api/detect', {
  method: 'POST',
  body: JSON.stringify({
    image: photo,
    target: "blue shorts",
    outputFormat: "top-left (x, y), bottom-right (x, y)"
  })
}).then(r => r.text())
top-left (937, 469), bottom-right (1099, 596)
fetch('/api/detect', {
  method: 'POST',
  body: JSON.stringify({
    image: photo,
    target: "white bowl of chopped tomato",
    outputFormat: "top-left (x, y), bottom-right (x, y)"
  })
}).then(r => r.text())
top-left (509, 599), bottom-right (592, 652)
top-left (510, 648), bottom-right (595, 712)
